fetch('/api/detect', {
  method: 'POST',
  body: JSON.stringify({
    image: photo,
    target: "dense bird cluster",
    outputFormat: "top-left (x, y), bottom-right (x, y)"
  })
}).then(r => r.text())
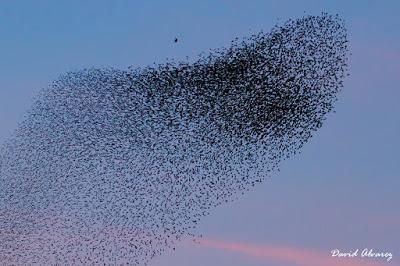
top-left (0, 14), bottom-right (348, 265)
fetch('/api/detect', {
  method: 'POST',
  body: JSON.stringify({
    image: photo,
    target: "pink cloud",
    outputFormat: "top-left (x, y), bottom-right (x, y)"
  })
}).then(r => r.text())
top-left (198, 238), bottom-right (391, 266)
top-left (1, 209), bottom-right (396, 265)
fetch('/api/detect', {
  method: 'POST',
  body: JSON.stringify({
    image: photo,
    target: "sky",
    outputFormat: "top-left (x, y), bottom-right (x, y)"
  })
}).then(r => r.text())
top-left (0, 1), bottom-right (399, 265)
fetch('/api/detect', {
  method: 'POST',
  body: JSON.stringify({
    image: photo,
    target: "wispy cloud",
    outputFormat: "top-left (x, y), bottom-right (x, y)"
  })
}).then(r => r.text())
top-left (198, 238), bottom-right (389, 266)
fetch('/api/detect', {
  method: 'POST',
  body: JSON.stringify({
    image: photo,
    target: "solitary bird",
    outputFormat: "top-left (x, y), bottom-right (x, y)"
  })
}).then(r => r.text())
top-left (174, 37), bottom-right (178, 43)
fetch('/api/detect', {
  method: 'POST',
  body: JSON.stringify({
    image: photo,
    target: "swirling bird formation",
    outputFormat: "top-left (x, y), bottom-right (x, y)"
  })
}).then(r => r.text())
top-left (0, 14), bottom-right (348, 265)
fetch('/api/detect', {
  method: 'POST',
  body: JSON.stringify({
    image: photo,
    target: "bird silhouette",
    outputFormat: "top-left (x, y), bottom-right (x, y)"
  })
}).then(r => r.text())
top-left (0, 13), bottom-right (348, 265)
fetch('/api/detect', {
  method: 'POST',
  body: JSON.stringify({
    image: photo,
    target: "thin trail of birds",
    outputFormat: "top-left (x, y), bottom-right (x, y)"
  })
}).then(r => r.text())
top-left (0, 14), bottom-right (348, 265)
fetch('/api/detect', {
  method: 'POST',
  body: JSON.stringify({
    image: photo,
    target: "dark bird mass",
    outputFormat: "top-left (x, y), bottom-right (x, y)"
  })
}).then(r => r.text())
top-left (0, 14), bottom-right (348, 265)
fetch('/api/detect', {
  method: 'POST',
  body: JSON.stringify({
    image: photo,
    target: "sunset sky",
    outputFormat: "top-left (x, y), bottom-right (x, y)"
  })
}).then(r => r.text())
top-left (0, 1), bottom-right (399, 265)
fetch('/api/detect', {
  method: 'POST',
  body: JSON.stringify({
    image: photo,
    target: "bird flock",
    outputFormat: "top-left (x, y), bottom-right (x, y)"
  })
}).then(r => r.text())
top-left (0, 14), bottom-right (348, 265)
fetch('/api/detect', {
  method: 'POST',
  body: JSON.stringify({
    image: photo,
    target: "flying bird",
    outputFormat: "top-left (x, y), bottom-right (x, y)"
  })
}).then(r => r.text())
top-left (0, 14), bottom-right (348, 265)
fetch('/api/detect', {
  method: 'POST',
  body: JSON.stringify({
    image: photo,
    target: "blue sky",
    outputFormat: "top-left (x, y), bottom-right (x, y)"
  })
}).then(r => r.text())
top-left (0, 1), bottom-right (399, 265)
